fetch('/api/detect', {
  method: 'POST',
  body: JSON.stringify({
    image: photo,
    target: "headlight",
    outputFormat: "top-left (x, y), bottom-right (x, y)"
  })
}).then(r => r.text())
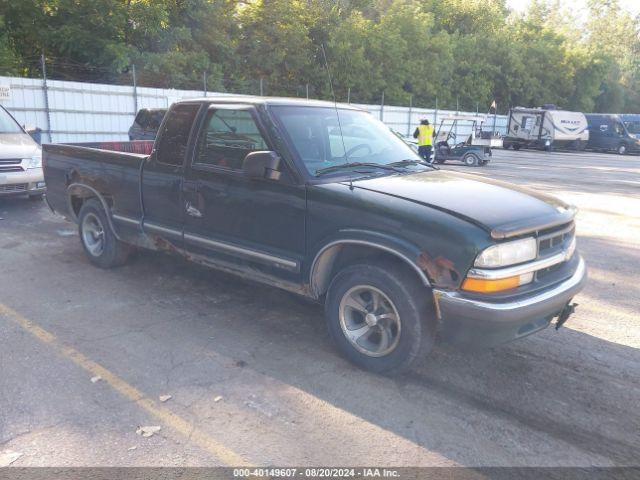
top-left (474, 237), bottom-right (537, 268)
top-left (27, 153), bottom-right (42, 169)
top-left (462, 238), bottom-right (537, 293)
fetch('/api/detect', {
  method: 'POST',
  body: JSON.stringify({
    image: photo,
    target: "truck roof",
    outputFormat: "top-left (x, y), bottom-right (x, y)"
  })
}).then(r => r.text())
top-left (175, 95), bottom-right (365, 110)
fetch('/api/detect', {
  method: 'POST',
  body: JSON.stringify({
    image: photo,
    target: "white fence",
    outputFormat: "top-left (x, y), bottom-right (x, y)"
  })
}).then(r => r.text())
top-left (0, 75), bottom-right (508, 144)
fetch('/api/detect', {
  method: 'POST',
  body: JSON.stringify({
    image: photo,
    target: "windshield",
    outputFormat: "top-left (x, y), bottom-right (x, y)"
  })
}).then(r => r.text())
top-left (623, 121), bottom-right (640, 136)
top-left (270, 106), bottom-right (421, 176)
top-left (0, 107), bottom-right (22, 134)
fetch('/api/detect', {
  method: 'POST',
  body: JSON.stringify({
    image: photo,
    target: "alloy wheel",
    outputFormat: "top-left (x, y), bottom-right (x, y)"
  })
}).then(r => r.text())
top-left (339, 285), bottom-right (401, 357)
top-left (81, 212), bottom-right (105, 257)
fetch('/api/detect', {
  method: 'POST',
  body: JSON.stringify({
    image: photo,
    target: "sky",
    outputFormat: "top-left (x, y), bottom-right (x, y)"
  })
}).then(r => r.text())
top-left (506, 0), bottom-right (640, 17)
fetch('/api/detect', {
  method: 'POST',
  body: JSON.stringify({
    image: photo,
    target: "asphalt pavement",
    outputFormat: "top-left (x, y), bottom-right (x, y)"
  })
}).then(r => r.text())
top-left (0, 148), bottom-right (638, 467)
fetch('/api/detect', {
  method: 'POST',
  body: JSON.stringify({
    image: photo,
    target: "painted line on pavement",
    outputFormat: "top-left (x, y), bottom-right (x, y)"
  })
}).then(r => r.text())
top-left (0, 303), bottom-right (251, 467)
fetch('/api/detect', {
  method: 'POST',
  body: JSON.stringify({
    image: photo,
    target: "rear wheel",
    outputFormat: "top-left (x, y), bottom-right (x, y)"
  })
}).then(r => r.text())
top-left (617, 143), bottom-right (627, 155)
top-left (78, 199), bottom-right (132, 268)
top-left (463, 153), bottom-right (480, 166)
top-left (325, 262), bottom-right (436, 374)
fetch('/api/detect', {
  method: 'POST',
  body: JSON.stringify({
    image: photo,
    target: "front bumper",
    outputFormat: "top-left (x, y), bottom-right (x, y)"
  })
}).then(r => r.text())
top-left (0, 168), bottom-right (46, 197)
top-left (434, 256), bottom-right (587, 348)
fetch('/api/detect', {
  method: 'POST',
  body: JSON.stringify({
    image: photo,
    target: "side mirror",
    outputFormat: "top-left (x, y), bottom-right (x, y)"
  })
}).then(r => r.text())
top-left (242, 151), bottom-right (282, 181)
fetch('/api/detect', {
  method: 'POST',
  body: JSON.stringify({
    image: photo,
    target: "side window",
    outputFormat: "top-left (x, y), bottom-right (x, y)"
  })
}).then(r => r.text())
top-left (148, 110), bottom-right (166, 130)
top-left (194, 108), bottom-right (269, 170)
top-left (156, 104), bottom-right (200, 166)
top-left (614, 122), bottom-right (624, 135)
top-left (135, 110), bottom-right (150, 128)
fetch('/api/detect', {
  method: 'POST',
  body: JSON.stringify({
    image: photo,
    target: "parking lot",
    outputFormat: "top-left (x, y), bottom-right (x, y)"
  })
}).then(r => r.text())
top-left (1, 148), bottom-right (639, 467)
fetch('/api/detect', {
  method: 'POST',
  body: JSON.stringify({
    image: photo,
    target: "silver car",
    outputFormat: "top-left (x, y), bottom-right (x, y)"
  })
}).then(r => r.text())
top-left (0, 105), bottom-right (45, 200)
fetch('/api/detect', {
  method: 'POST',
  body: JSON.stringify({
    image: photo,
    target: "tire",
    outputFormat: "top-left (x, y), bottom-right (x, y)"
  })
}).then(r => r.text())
top-left (325, 262), bottom-right (436, 374)
top-left (463, 153), bottom-right (479, 166)
top-left (28, 193), bottom-right (44, 201)
top-left (512, 144), bottom-right (521, 151)
top-left (434, 158), bottom-right (446, 164)
top-left (78, 199), bottom-right (132, 268)
top-left (617, 143), bottom-right (627, 155)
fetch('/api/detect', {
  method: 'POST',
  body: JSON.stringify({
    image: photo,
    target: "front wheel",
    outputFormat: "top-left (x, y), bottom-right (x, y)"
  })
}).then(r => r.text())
top-left (617, 143), bottom-right (627, 155)
top-left (78, 199), bottom-right (132, 268)
top-left (325, 263), bottom-right (436, 374)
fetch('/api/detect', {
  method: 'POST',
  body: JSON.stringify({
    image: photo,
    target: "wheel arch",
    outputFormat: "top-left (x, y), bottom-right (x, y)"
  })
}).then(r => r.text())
top-left (309, 237), bottom-right (432, 299)
top-left (66, 183), bottom-right (122, 241)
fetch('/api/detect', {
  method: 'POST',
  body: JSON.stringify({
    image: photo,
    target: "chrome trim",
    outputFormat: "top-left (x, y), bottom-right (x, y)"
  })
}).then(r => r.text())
top-left (537, 223), bottom-right (575, 242)
top-left (144, 222), bottom-right (182, 238)
top-left (436, 256), bottom-right (586, 312)
top-left (310, 239), bottom-right (431, 288)
top-left (184, 232), bottom-right (299, 271)
top-left (112, 214), bottom-right (140, 226)
top-left (469, 237), bottom-right (576, 280)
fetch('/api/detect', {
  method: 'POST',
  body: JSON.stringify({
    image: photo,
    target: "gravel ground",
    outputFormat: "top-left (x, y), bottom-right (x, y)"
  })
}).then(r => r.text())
top-left (0, 148), bottom-right (638, 467)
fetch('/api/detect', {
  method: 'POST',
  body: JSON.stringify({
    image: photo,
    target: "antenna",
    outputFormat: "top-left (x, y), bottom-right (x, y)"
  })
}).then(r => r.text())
top-left (320, 43), bottom-right (350, 174)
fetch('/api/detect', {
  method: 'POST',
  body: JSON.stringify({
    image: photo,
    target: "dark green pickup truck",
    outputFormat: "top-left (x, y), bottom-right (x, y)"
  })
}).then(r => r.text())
top-left (43, 97), bottom-right (587, 374)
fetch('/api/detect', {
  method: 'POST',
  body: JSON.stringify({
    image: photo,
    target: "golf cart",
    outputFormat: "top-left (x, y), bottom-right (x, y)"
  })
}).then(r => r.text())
top-left (433, 115), bottom-right (502, 166)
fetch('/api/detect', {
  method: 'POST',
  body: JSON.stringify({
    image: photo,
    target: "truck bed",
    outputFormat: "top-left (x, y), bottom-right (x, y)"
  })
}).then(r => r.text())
top-left (43, 142), bottom-right (149, 227)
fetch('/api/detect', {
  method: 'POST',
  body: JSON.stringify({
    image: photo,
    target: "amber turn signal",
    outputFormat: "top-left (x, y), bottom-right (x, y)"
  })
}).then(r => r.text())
top-left (461, 275), bottom-right (526, 293)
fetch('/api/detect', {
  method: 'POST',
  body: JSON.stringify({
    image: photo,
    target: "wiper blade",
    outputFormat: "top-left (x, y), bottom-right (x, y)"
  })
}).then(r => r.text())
top-left (315, 162), bottom-right (403, 176)
top-left (388, 159), bottom-right (439, 170)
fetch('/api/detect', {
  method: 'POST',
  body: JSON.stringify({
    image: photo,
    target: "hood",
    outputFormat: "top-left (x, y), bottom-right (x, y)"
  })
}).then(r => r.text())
top-left (0, 133), bottom-right (40, 160)
top-left (346, 170), bottom-right (575, 239)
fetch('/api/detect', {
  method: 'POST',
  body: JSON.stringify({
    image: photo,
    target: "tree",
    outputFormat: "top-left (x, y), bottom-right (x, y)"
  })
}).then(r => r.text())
top-left (0, 0), bottom-right (638, 113)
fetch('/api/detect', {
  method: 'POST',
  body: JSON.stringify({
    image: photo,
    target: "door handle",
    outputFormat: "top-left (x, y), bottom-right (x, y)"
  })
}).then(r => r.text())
top-left (185, 202), bottom-right (202, 218)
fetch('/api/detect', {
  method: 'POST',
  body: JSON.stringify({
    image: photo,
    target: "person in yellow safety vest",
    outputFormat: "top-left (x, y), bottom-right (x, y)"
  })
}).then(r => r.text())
top-left (413, 119), bottom-right (435, 162)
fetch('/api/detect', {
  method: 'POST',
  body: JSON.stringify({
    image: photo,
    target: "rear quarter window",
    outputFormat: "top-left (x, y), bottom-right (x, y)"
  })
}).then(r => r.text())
top-left (155, 104), bottom-right (200, 166)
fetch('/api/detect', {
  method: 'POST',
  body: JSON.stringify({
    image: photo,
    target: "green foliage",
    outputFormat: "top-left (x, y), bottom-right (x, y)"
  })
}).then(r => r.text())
top-left (0, 0), bottom-right (638, 113)
top-left (0, 14), bottom-right (24, 75)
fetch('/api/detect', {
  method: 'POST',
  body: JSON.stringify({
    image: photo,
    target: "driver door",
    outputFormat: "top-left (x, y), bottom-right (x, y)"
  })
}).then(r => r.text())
top-left (182, 104), bottom-right (306, 285)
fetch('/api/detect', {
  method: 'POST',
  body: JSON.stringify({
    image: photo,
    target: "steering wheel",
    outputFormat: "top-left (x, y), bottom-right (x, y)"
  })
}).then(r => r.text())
top-left (345, 143), bottom-right (372, 158)
top-left (447, 132), bottom-right (457, 142)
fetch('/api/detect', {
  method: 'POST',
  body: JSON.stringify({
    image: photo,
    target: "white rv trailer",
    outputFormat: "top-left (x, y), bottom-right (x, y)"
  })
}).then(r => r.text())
top-left (503, 106), bottom-right (589, 151)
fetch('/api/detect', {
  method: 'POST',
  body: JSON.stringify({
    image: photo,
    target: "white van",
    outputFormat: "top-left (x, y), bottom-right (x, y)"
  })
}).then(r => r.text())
top-left (0, 105), bottom-right (45, 200)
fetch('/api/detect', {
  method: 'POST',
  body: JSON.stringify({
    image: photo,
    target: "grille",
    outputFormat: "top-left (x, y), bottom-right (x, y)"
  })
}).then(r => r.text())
top-left (534, 223), bottom-right (575, 282)
top-left (538, 223), bottom-right (575, 258)
top-left (0, 184), bottom-right (27, 192)
top-left (0, 158), bottom-right (24, 173)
